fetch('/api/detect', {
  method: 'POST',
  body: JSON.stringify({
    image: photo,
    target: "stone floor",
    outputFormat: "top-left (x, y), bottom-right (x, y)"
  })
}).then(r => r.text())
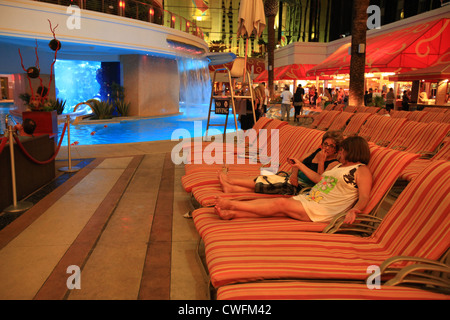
top-left (0, 140), bottom-right (210, 300)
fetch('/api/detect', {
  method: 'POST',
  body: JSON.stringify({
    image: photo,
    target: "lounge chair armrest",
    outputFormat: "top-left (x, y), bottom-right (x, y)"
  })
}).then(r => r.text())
top-left (376, 140), bottom-right (390, 147)
top-left (322, 213), bottom-right (381, 235)
top-left (418, 151), bottom-right (435, 159)
top-left (379, 256), bottom-right (448, 275)
top-left (391, 145), bottom-right (407, 151)
top-left (384, 263), bottom-right (450, 289)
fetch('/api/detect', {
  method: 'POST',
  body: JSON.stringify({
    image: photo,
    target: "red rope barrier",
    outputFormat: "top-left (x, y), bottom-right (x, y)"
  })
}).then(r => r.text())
top-left (0, 136), bottom-right (8, 156)
top-left (13, 122), bottom-right (68, 165)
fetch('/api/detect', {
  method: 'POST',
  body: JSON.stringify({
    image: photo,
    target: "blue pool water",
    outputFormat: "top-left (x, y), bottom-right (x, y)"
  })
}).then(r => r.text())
top-left (1, 103), bottom-right (243, 146)
top-left (58, 105), bottom-right (241, 146)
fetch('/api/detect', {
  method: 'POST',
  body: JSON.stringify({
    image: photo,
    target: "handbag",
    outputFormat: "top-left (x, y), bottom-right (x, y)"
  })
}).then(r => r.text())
top-left (254, 171), bottom-right (298, 195)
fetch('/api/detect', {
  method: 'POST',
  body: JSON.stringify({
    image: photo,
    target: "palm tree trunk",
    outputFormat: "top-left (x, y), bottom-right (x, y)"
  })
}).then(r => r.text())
top-left (267, 14), bottom-right (276, 97)
top-left (264, 0), bottom-right (279, 98)
top-left (349, 0), bottom-right (370, 108)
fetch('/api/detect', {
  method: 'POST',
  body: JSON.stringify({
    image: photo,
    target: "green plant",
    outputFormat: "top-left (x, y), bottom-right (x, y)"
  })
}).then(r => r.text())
top-left (110, 82), bottom-right (125, 102)
top-left (19, 93), bottom-right (31, 105)
top-left (49, 98), bottom-right (66, 114)
top-left (87, 99), bottom-right (114, 119)
top-left (114, 99), bottom-right (130, 117)
top-left (372, 95), bottom-right (385, 108)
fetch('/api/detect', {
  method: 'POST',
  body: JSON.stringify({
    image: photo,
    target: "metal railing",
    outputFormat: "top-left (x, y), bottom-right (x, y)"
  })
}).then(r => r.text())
top-left (33, 0), bottom-right (205, 39)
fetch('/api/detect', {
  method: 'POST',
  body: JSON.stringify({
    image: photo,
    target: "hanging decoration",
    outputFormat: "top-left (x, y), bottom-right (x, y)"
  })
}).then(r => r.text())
top-left (18, 19), bottom-right (61, 111)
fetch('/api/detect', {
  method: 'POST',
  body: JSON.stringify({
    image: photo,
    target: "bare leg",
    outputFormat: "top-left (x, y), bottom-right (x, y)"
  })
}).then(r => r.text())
top-left (219, 172), bottom-right (255, 193)
top-left (215, 197), bottom-right (311, 221)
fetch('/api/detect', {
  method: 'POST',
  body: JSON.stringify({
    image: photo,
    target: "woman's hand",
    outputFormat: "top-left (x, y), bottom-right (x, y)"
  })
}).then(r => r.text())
top-left (316, 149), bottom-right (327, 163)
top-left (343, 208), bottom-right (361, 224)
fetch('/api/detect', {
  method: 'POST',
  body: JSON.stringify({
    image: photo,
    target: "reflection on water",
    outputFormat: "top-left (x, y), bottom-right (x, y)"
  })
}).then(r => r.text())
top-left (0, 103), bottom-right (15, 135)
top-left (1, 102), bottom-right (241, 145)
top-left (59, 104), bottom-right (240, 146)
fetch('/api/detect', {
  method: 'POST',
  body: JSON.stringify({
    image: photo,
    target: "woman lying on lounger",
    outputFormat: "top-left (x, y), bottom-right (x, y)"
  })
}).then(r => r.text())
top-left (215, 136), bottom-right (372, 224)
top-left (219, 130), bottom-right (344, 193)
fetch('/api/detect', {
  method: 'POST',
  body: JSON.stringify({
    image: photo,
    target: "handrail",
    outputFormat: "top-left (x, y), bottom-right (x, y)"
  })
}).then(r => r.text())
top-left (33, 0), bottom-right (205, 39)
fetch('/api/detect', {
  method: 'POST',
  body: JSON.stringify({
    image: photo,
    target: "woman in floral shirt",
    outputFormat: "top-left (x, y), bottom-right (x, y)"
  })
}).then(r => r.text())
top-left (214, 136), bottom-right (372, 224)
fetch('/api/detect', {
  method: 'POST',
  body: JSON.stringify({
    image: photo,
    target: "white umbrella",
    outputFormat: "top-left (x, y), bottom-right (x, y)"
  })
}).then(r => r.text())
top-left (237, 0), bottom-right (266, 81)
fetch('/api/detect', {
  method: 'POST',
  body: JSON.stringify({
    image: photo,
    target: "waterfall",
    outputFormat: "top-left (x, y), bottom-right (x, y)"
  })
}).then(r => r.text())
top-left (177, 57), bottom-right (212, 118)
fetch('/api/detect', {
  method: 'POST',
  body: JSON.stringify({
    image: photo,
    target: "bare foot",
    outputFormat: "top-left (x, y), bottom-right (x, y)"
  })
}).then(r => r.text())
top-left (218, 173), bottom-right (232, 193)
top-left (214, 196), bottom-right (232, 209)
top-left (214, 206), bottom-right (234, 220)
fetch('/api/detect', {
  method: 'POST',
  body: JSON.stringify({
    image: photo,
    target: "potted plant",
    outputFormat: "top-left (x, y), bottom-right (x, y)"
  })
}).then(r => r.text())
top-left (17, 20), bottom-right (62, 138)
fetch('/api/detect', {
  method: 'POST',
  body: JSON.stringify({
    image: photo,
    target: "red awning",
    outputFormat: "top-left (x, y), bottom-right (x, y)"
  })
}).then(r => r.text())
top-left (389, 61), bottom-right (450, 81)
top-left (307, 18), bottom-right (450, 76)
top-left (253, 66), bottom-right (289, 82)
top-left (276, 64), bottom-right (317, 80)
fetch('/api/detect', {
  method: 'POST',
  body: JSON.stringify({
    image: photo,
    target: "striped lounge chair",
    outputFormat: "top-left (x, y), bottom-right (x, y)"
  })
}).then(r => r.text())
top-left (406, 110), bottom-right (428, 122)
top-left (191, 144), bottom-right (419, 238)
top-left (216, 270), bottom-right (449, 300)
top-left (181, 125), bottom-right (320, 193)
top-left (183, 119), bottom-right (287, 173)
top-left (372, 117), bottom-right (408, 147)
top-left (390, 110), bottom-right (410, 118)
top-left (303, 110), bottom-right (330, 129)
top-left (400, 139), bottom-right (450, 181)
top-left (203, 160), bottom-right (449, 289)
top-left (315, 110), bottom-right (341, 131)
top-left (387, 121), bottom-right (450, 155)
top-left (326, 111), bottom-right (355, 132)
top-left (358, 116), bottom-right (407, 146)
top-left (420, 111), bottom-right (447, 123)
top-left (344, 105), bottom-right (358, 113)
top-left (342, 113), bottom-right (372, 137)
top-left (181, 117), bottom-right (273, 162)
top-left (189, 127), bottom-right (325, 206)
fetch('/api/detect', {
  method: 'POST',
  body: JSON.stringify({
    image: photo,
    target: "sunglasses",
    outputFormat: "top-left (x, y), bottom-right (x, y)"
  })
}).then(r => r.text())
top-left (323, 142), bottom-right (336, 149)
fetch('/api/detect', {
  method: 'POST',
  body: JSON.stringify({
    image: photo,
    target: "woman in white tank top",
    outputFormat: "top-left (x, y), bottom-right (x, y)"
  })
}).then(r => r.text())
top-left (214, 136), bottom-right (373, 225)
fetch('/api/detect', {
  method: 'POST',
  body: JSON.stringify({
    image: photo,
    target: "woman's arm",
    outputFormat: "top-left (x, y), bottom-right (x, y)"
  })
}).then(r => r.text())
top-left (289, 166), bottom-right (299, 186)
top-left (289, 158), bottom-right (323, 184)
top-left (343, 165), bottom-right (373, 224)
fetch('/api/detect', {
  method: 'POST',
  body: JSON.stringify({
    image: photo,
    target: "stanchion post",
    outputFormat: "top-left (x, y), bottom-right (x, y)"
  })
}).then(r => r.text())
top-left (59, 115), bottom-right (80, 173)
top-left (3, 116), bottom-right (33, 214)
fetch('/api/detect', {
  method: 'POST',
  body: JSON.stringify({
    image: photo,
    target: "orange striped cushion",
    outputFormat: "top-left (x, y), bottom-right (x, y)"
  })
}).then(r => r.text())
top-left (343, 113), bottom-right (372, 136)
top-left (192, 145), bottom-right (419, 235)
top-left (216, 281), bottom-right (450, 300)
top-left (421, 111), bottom-right (445, 123)
top-left (183, 119), bottom-right (287, 171)
top-left (374, 117), bottom-right (407, 146)
top-left (316, 110), bottom-right (341, 131)
top-left (182, 126), bottom-right (322, 192)
top-left (344, 105), bottom-right (358, 113)
top-left (390, 110), bottom-right (410, 118)
top-left (327, 112), bottom-right (355, 131)
top-left (307, 111), bottom-right (329, 129)
top-left (190, 128), bottom-right (323, 203)
top-left (407, 111), bottom-right (428, 122)
top-left (358, 115), bottom-right (395, 143)
top-left (388, 121), bottom-right (450, 154)
top-left (203, 161), bottom-right (450, 288)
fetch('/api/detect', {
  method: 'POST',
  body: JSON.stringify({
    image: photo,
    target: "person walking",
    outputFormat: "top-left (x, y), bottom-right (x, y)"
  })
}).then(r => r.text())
top-left (280, 85), bottom-right (293, 121)
top-left (293, 84), bottom-right (305, 122)
top-left (385, 88), bottom-right (395, 113)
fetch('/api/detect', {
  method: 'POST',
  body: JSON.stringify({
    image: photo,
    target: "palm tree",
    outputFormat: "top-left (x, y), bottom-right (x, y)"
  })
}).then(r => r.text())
top-left (264, 0), bottom-right (279, 98)
top-left (348, 0), bottom-right (370, 108)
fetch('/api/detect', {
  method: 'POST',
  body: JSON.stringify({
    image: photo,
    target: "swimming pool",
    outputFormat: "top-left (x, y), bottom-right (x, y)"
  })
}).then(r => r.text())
top-left (59, 106), bottom-right (241, 146)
